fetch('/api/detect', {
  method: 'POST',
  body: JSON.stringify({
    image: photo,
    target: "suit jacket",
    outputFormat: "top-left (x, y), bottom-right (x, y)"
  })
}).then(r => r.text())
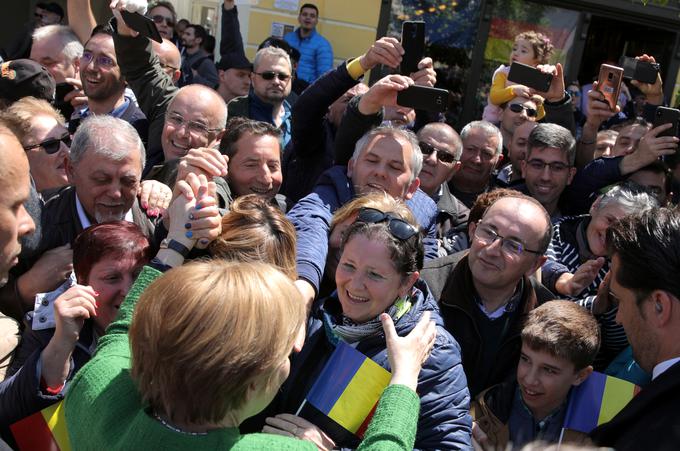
top-left (590, 360), bottom-right (680, 451)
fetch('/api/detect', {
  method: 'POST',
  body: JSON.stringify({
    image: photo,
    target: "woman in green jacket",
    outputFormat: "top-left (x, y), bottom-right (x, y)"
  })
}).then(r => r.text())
top-left (65, 172), bottom-right (436, 450)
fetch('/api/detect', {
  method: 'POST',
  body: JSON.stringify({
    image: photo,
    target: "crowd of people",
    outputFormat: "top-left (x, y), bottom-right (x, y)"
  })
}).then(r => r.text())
top-left (0, 0), bottom-right (679, 450)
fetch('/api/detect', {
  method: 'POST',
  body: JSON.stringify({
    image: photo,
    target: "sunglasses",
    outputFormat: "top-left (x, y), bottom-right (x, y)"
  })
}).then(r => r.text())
top-left (149, 15), bottom-right (175, 27)
top-left (509, 103), bottom-right (538, 118)
top-left (24, 133), bottom-right (71, 154)
top-left (254, 71), bottom-right (291, 82)
top-left (419, 141), bottom-right (458, 164)
top-left (356, 208), bottom-right (419, 240)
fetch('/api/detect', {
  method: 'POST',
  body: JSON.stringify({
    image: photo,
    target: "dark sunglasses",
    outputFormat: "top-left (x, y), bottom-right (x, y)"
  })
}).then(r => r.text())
top-left (149, 15), bottom-right (175, 27)
top-left (509, 103), bottom-right (538, 118)
top-left (254, 71), bottom-right (291, 81)
top-left (419, 141), bottom-right (458, 164)
top-left (356, 208), bottom-right (419, 240)
top-left (23, 133), bottom-right (71, 154)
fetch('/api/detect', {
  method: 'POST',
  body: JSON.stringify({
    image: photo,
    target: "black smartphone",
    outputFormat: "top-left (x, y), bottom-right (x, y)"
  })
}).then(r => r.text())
top-left (619, 56), bottom-right (660, 84)
top-left (400, 21), bottom-right (425, 76)
top-left (120, 10), bottom-right (163, 43)
top-left (53, 82), bottom-right (75, 120)
top-left (396, 85), bottom-right (450, 113)
top-left (507, 62), bottom-right (553, 92)
top-left (653, 106), bottom-right (680, 138)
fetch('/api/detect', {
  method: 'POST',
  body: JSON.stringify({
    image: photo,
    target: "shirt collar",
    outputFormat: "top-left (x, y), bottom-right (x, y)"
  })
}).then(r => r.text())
top-left (652, 357), bottom-right (680, 380)
top-left (75, 193), bottom-right (133, 229)
top-left (475, 278), bottom-right (524, 319)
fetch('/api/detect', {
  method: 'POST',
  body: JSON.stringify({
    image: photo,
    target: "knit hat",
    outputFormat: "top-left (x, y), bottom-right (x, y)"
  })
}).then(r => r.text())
top-left (0, 59), bottom-right (56, 103)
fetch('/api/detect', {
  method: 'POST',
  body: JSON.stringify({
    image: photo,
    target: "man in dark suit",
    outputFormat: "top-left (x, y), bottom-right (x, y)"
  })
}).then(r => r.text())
top-left (590, 207), bottom-right (680, 450)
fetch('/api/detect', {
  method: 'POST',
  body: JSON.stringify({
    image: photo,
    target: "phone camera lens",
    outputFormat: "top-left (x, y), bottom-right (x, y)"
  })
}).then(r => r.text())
top-left (608, 73), bottom-right (613, 80)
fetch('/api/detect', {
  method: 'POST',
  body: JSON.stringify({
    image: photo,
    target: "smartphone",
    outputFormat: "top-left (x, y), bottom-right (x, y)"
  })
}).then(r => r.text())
top-left (653, 106), bottom-right (680, 138)
top-left (400, 21), bottom-right (425, 75)
top-left (596, 64), bottom-right (624, 112)
top-left (396, 85), bottom-right (450, 113)
top-left (53, 82), bottom-right (75, 120)
top-left (619, 56), bottom-right (660, 84)
top-left (120, 10), bottom-right (163, 43)
top-left (507, 62), bottom-right (553, 92)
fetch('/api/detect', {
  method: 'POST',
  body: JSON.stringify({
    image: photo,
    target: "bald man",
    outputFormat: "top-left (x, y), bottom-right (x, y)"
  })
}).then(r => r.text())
top-left (152, 38), bottom-right (181, 85)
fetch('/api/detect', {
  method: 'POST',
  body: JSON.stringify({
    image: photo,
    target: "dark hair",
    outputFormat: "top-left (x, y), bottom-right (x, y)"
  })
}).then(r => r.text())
top-left (73, 221), bottom-right (153, 284)
top-left (341, 220), bottom-right (424, 276)
top-left (219, 117), bottom-right (281, 158)
top-left (202, 34), bottom-right (216, 55)
top-left (627, 160), bottom-right (672, 200)
top-left (187, 24), bottom-right (209, 44)
top-left (522, 300), bottom-right (600, 370)
top-left (527, 123), bottom-right (576, 166)
top-left (299, 3), bottom-right (319, 15)
top-left (607, 206), bottom-right (680, 304)
top-left (148, 1), bottom-right (178, 23)
top-left (89, 23), bottom-right (114, 39)
top-left (257, 36), bottom-right (300, 63)
top-left (177, 18), bottom-right (190, 27)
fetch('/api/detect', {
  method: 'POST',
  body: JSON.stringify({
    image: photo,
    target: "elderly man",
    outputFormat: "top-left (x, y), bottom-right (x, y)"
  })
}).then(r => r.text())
top-left (228, 47), bottom-right (294, 147)
top-left (448, 120), bottom-right (503, 208)
top-left (421, 194), bottom-right (552, 397)
top-left (29, 25), bottom-right (82, 84)
top-left (40, 115), bottom-right (153, 250)
top-left (288, 125), bottom-right (438, 307)
top-left (590, 207), bottom-right (680, 450)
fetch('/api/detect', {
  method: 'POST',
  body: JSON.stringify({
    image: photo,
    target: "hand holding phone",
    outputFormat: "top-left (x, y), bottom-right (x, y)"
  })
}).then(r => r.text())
top-left (595, 64), bottom-right (623, 112)
top-left (653, 107), bottom-right (680, 138)
top-left (507, 62), bottom-right (553, 93)
top-left (619, 56), bottom-right (660, 84)
top-left (120, 10), bottom-right (163, 43)
top-left (400, 21), bottom-right (425, 75)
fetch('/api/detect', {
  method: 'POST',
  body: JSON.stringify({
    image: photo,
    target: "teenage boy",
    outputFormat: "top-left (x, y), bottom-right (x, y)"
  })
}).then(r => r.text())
top-left (471, 300), bottom-right (599, 449)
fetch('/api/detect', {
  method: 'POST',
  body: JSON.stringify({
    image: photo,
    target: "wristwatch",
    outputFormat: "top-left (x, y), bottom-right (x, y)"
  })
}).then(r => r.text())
top-left (159, 238), bottom-right (190, 257)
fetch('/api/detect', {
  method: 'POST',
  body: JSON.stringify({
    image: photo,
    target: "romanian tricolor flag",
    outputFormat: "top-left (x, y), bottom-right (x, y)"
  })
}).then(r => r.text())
top-left (10, 401), bottom-right (71, 451)
top-left (298, 342), bottom-right (391, 446)
top-left (563, 371), bottom-right (641, 433)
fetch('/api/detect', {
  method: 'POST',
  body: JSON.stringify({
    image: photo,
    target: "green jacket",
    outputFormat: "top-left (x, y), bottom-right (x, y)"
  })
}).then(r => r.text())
top-left (65, 266), bottom-right (421, 450)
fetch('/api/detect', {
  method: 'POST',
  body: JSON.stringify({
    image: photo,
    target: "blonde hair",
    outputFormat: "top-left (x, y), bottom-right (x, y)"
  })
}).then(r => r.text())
top-left (4, 97), bottom-right (65, 145)
top-left (129, 260), bottom-right (305, 426)
top-left (331, 192), bottom-right (415, 231)
top-left (209, 195), bottom-right (297, 280)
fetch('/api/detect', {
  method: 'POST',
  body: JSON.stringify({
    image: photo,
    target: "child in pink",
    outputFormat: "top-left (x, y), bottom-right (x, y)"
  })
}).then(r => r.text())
top-left (483, 31), bottom-right (554, 123)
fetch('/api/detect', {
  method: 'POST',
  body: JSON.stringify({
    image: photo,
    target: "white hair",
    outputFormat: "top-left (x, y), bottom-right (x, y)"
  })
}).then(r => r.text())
top-left (70, 116), bottom-right (145, 170)
top-left (32, 25), bottom-right (83, 62)
top-left (460, 120), bottom-right (503, 155)
top-left (350, 126), bottom-right (423, 182)
top-left (253, 46), bottom-right (292, 73)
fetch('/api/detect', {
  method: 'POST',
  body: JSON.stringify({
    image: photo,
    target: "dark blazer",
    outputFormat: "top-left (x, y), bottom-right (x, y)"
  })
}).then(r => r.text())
top-left (590, 360), bottom-right (680, 451)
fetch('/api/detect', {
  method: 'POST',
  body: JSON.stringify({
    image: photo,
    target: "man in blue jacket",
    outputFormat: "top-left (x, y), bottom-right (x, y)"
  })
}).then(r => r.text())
top-left (284, 3), bottom-right (333, 83)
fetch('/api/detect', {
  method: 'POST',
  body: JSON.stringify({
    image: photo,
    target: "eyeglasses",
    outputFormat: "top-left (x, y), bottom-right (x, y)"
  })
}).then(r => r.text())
top-left (254, 71), bottom-right (291, 82)
top-left (24, 133), bottom-right (71, 154)
top-left (149, 15), bottom-right (175, 27)
top-left (80, 51), bottom-right (116, 69)
top-left (474, 223), bottom-right (542, 257)
top-left (526, 159), bottom-right (570, 173)
top-left (165, 112), bottom-right (223, 137)
top-left (160, 62), bottom-right (180, 72)
top-left (419, 141), bottom-right (458, 164)
top-left (509, 103), bottom-right (538, 118)
top-left (357, 208), bottom-right (419, 240)
top-left (568, 90), bottom-right (582, 97)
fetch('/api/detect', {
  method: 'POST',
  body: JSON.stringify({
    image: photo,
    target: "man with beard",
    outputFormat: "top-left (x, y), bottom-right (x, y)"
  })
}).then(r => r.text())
top-left (178, 24), bottom-right (218, 88)
top-left (35, 116), bottom-right (154, 256)
top-left (69, 27), bottom-right (148, 145)
top-left (228, 47), bottom-right (294, 147)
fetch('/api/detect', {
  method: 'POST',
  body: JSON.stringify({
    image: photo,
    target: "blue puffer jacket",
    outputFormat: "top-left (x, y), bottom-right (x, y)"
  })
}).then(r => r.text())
top-left (287, 165), bottom-right (439, 294)
top-left (277, 278), bottom-right (473, 450)
top-left (284, 29), bottom-right (333, 83)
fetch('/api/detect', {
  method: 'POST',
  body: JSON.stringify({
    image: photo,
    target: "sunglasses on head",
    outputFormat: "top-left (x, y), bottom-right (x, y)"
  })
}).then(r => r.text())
top-left (23, 133), bottom-right (71, 154)
top-left (254, 71), bottom-right (291, 81)
top-left (509, 103), bottom-right (538, 118)
top-left (419, 141), bottom-right (458, 164)
top-left (149, 15), bottom-right (175, 27)
top-left (356, 208), bottom-right (419, 240)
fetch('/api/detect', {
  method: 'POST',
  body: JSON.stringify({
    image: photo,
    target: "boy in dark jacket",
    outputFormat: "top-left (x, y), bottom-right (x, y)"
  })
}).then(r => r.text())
top-left (471, 300), bottom-right (599, 449)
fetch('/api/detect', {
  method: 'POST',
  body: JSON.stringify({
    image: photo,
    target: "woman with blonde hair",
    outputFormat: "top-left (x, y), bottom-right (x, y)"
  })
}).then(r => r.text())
top-left (65, 174), bottom-right (436, 450)
top-left (3, 97), bottom-right (70, 192)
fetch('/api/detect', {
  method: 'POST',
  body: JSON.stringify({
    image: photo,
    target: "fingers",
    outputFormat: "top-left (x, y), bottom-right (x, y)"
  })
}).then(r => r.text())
top-left (175, 180), bottom-right (195, 202)
top-left (380, 313), bottom-right (398, 343)
top-left (262, 424), bottom-right (294, 438)
top-left (363, 37), bottom-right (403, 69)
top-left (183, 147), bottom-right (229, 177)
top-left (264, 416), bottom-right (296, 437)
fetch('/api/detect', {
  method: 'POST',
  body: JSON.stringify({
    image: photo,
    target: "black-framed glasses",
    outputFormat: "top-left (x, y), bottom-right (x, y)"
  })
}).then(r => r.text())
top-left (474, 223), bottom-right (542, 257)
top-left (80, 51), bottom-right (116, 69)
top-left (419, 141), bottom-right (458, 164)
top-left (165, 112), bottom-right (223, 137)
top-left (357, 208), bottom-right (419, 240)
top-left (254, 71), bottom-right (291, 82)
top-left (526, 159), bottom-right (570, 173)
top-left (23, 133), bottom-right (71, 154)
top-left (149, 15), bottom-right (175, 27)
top-left (509, 103), bottom-right (538, 118)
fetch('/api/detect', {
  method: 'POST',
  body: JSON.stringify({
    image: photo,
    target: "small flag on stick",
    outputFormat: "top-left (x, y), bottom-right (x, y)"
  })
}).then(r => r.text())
top-left (10, 400), bottom-right (71, 451)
